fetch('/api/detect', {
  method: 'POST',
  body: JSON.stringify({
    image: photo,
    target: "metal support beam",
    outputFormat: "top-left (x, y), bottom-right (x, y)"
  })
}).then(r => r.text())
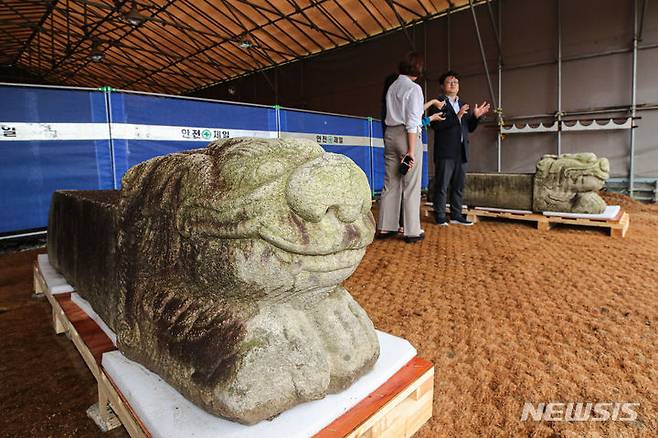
top-left (355, 0), bottom-right (387, 33)
top-left (44, 0), bottom-right (128, 77)
top-left (0, 28), bottom-right (29, 49)
top-left (123, 0), bottom-right (339, 89)
top-left (366, 0), bottom-right (395, 28)
top-left (11, 0), bottom-right (59, 66)
top-left (638, 0), bottom-right (649, 41)
top-left (60, 0), bottom-right (185, 82)
top-left (447, 7), bottom-right (451, 69)
top-left (486, 0), bottom-right (502, 60)
top-left (37, 29), bottom-right (41, 71)
top-left (423, 19), bottom-right (428, 135)
top-left (386, 0), bottom-right (416, 50)
top-left (630, 0), bottom-right (639, 198)
top-left (557, 0), bottom-right (562, 155)
top-left (468, 0), bottom-right (498, 110)
top-left (330, 0), bottom-right (368, 40)
top-left (189, 0), bottom-right (485, 95)
top-left (496, 0), bottom-right (502, 172)
top-left (284, 0), bottom-right (345, 46)
top-left (477, 42), bottom-right (658, 75)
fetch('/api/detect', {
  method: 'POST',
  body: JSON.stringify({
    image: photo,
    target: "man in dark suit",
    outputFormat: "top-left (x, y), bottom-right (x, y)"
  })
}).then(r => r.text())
top-left (428, 71), bottom-right (490, 226)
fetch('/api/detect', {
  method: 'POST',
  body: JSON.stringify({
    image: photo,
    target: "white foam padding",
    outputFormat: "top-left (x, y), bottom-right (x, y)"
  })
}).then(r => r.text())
top-left (102, 331), bottom-right (417, 438)
top-left (71, 293), bottom-right (117, 346)
top-left (37, 254), bottom-right (75, 294)
top-left (543, 205), bottom-right (621, 220)
top-left (423, 203), bottom-right (467, 209)
top-left (473, 206), bottom-right (534, 214)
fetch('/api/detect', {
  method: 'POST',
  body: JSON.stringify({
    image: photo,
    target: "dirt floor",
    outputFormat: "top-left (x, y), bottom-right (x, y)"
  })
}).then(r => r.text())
top-left (1, 193), bottom-right (657, 437)
top-left (0, 249), bottom-right (128, 438)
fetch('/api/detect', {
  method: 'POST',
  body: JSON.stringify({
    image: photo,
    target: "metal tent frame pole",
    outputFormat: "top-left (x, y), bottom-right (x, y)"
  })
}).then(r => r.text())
top-left (496, 0), bottom-right (502, 172)
top-left (447, 7), bottom-right (451, 70)
top-left (556, 0), bottom-right (563, 156)
top-left (468, 0), bottom-right (499, 111)
top-left (629, 0), bottom-right (641, 198)
top-left (423, 20), bottom-right (428, 106)
top-left (468, 0), bottom-right (502, 172)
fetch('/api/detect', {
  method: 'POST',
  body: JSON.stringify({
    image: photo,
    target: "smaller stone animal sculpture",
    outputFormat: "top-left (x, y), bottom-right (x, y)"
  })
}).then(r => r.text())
top-left (48, 137), bottom-right (380, 425)
top-left (464, 153), bottom-right (610, 214)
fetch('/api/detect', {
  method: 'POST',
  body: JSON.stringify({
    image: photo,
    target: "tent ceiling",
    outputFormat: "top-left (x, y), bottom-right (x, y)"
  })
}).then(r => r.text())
top-left (0, 0), bottom-right (471, 94)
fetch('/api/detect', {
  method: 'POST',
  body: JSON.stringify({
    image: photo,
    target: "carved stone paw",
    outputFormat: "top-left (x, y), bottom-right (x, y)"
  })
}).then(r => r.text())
top-left (215, 286), bottom-right (379, 424)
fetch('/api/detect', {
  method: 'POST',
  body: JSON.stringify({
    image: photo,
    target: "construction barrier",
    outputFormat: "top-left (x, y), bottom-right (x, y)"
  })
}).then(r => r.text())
top-left (0, 84), bottom-right (429, 235)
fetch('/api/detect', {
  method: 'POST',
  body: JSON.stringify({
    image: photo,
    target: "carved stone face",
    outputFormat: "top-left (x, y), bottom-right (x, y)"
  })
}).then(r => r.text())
top-left (167, 138), bottom-right (375, 301)
top-left (536, 153), bottom-right (609, 192)
top-left (533, 153), bottom-right (610, 214)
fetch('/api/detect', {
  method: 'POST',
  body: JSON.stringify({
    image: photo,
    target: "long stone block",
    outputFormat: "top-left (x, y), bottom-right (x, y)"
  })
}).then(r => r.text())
top-left (464, 173), bottom-right (534, 211)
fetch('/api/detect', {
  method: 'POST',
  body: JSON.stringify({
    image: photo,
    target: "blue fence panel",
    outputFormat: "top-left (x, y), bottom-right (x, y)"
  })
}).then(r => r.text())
top-left (0, 85), bottom-right (112, 234)
top-left (109, 92), bottom-right (278, 186)
top-left (371, 120), bottom-right (386, 193)
top-left (370, 119), bottom-right (429, 192)
top-left (279, 109), bottom-right (373, 190)
top-left (0, 85), bottom-right (430, 235)
top-left (421, 129), bottom-right (429, 189)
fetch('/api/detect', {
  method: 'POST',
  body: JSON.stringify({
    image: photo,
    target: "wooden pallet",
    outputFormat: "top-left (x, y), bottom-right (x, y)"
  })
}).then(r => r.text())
top-left (420, 202), bottom-right (466, 218)
top-left (34, 260), bottom-right (125, 432)
top-left (317, 358), bottom-right (433, 438)
top-left (35, 260), bottom-right (434, 438)
top-left (420, 204), bottom-right (629, 238)
top-left (465, 208), bottom-right (629, 237)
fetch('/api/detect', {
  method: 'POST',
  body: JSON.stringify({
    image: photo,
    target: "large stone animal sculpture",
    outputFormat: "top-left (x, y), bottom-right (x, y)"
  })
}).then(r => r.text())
top-left (464, 153), bottom-right (610, 214)
top-left (48, 137), bottom-right (380, 424)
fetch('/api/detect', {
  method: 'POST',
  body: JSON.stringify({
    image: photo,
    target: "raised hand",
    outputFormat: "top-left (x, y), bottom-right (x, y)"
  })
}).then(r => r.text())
top-left (429, 112), bottom-right (446, 122)
top-left (474, 101), bottom-right (491, 118)
top-left (434, 99), bottom-right (446, 110)
top-left (458, 103), bottom-right (470, 119)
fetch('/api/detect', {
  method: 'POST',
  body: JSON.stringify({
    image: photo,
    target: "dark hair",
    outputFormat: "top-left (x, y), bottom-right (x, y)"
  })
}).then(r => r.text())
top-left (381, 73), bottom-right (399, 133)
top-left (398, 52), bottom-right (424, 77)
top-left (439, 70), bottom-right (460, 86)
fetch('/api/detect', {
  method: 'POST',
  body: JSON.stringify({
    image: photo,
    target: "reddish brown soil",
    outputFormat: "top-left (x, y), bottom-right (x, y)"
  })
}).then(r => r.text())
top-left (347, 194), bottom-right (658, 437)
top-left (0, 250), bottom-right (128, 438)
top-left (1, 194), bottom-right (656, 437)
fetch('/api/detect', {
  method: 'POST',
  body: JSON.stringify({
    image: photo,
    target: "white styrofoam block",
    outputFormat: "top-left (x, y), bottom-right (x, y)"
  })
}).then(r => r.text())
top-left (543, 205), bottom-right (621, 220)
top-left (71, 293), bottom-right (117, 346)
top-left (37, 254), bottom-right (75, 294)
top-left (102, 331), bottom-right (417, 438)
top-left (42, 252), bottom-right (418, 436)
top-left (423, 203), bottom-right (467, 209)
top-left (473, 206), bottom-right (533, 214)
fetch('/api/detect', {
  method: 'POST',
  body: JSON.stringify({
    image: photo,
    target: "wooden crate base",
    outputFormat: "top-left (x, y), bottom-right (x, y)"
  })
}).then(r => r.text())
top-left (420, 204), bottom-right (629, 238)
top-left (35, 261), bottom-right (434, 438)
top-left (465, 208), bottom-right (629, 238)
top-left (317, 358), bottom-right (433, 438)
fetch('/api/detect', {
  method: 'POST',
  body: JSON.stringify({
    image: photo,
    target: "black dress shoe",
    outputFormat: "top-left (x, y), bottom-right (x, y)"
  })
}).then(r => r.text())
top-left (404, 234), bottom-right (425, 243)
top-left (376, 231), bottom-right (396, 239)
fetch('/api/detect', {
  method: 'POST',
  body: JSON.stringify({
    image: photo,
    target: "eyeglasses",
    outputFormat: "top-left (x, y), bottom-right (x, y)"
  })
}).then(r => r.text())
top-left (445, 80), bottom-right (459, 85)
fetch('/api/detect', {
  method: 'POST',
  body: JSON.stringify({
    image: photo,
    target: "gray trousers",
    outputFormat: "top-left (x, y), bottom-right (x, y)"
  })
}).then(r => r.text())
top-left (433, 158), bottom-right (466, 220)
top-left (378, 125), bottom-right (423, 237)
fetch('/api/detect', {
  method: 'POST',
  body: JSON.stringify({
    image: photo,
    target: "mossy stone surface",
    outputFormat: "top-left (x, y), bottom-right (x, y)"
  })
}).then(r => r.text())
top-left (48, 137), bottom-right (379, 425)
